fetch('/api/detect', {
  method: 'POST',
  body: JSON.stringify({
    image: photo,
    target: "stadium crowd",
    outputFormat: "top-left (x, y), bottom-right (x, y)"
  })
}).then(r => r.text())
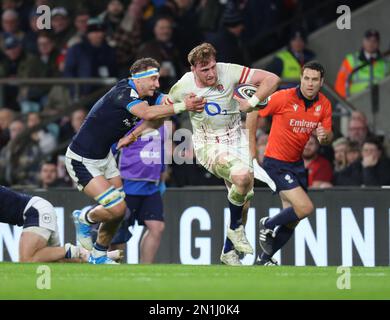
top-left (0, 0), bottom-right (389, 189)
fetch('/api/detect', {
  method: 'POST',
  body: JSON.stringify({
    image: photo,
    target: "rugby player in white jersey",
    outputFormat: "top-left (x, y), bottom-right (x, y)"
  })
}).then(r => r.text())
top-left (166, 43), bottom-right (280, 265)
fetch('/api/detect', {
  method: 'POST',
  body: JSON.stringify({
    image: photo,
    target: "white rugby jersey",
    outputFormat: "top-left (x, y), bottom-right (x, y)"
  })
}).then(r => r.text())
top-left (167, 63), bottom-right (254, 146)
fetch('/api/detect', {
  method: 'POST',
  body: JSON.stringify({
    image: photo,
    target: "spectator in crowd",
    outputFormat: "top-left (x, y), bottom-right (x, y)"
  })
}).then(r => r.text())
top-left (347, 117), bottom-right (369, 147)
top-left (50, 7), bottom-right (73, 51)
top-left (346, 140), bottom-right (361, 166)
top-left (136, 15), bottom-right (184, 92)
top-left (18, 32), bottom-right (61, 106)
top-left (332, 136), bottom-right (349, 172)
top-left (0, 118), bottom-right (42, 186)
top-left (67, 9), bottom-right (91, 48)
top-left (241, 0), bottom-right (284, 59)
top-left (205, 6), bottom-right (250, 65)
top-left (335, 29), bottom-right (390, 98)
top-left (0, 108), bottom-right (15, 149)
top-left (22, 11), bottom-right (41, 54)
top-left (303, 135), bottom-right (333, 188)
top-left (0, 9), bottom-right (25, 51)
top-left (0, 36), bottom-right (28, 111)
top-left (98, 0), bottom-right (125, 45)
top-left (58, 108), bottom-right (88, 153)
top-left (2, 0), bottom-right (32, 32)
top-left (64, 18), bottom-right (117, 96)
top-left (38, 160), bottom-right (69, 188)
top-left (334, 136), bottom-right (390, 186)
top-left (267, 28), bottom-right (316, 88)
top-left (59, 107), bottom-right (87, 141)
top-left (26, 112), bottom-right (57, 155)
top-left (156, 0), bottom-right (204, 63)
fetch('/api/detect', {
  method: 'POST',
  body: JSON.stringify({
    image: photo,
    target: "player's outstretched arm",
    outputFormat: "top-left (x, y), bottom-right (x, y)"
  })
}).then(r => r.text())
top-left (130, 95), bottom-right (205, 121)
top-left (116, 119), bottom-right (164, 150)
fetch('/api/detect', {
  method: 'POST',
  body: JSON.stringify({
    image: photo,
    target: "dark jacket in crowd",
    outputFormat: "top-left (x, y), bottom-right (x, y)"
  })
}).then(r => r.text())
top-left (64, 38), bottom-right (117, 96)
top-left (333, 158), bottom-right (390, 186)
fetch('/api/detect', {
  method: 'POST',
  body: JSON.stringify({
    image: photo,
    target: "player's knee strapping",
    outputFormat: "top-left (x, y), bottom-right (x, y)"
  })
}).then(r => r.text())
top-left (94, 186), bottom-right (124, 209)
top-left (228, 184), bottom-right (246, 206)
top-left (245, 189), bottom-right (254, 202)
top-left (116, 187), bottom-right (126, 200)
top-left (214, 154), bottom-right (249, 182)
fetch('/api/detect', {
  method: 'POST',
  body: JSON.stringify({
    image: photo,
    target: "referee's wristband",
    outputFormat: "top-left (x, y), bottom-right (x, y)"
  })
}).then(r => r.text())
top-left (248, 95), bottom-right (260, 108)
top-left (173, 102), bottom-right (186, 114)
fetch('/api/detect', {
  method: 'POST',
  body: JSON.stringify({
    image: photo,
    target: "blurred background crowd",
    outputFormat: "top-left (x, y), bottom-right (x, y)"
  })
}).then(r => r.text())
top-left (0, 0), bottom-right (389, 189)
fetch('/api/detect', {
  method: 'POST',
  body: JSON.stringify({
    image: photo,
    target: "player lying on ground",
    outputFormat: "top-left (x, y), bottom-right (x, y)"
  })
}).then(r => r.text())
top-left (0, 186), bottom-right (82, 262)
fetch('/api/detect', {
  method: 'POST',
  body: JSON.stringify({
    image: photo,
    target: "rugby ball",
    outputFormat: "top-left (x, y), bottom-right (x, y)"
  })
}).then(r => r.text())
top-left (233, 84), bottom-right (269, 107)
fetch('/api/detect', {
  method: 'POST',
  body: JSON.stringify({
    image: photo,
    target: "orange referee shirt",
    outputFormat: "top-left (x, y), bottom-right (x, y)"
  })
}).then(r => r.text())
top-left (259, 87), bottom-right (332, 162)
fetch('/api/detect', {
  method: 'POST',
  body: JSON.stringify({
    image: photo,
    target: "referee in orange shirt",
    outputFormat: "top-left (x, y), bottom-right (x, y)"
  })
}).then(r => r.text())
top-left (245, 61), bottom-right (333, 265)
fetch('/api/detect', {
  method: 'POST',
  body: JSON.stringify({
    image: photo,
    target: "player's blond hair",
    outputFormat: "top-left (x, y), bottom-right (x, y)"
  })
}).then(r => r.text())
top-left (187, 43), bottom-right (217, 67)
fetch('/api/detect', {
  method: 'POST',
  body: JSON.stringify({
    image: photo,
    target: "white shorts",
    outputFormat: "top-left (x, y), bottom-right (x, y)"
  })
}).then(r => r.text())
top-left (65, 147), bottom-right (120, 191)
top-left (194, 138), bottom-right (253, 182)
top-left (22, 196), bottom-right (60, 247)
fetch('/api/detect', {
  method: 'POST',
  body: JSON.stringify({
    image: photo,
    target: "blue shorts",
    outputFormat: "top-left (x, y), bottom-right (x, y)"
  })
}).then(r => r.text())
top-left (263, 156), bottom-right (308, 193)
top-left (110, 192), bottom-right (164, 245)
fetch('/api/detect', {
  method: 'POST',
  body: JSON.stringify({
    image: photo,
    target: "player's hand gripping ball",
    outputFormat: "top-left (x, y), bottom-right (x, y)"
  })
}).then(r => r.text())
top-left (233, 84), bottom-right (269, 110)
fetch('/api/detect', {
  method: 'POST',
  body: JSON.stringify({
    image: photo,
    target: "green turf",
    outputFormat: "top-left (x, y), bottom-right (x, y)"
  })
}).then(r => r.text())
top-left (0, 263), bottom-right (389, 299)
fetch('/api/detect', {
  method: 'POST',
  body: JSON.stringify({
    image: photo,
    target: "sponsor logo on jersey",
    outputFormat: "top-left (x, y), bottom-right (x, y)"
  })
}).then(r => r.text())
top-left (293, 104), bottom-right (299, 112)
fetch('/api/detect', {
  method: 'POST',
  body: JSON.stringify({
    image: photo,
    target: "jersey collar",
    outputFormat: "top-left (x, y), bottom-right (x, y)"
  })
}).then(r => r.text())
top-left (295, 85), bottom-right (319, 110)
top-left (128, 78), bottom-right (138, 91)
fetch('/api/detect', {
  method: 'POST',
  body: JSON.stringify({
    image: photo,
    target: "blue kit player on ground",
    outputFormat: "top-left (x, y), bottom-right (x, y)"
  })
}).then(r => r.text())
top-left (65, 58), bottom-right (205, 264)
top-left (0, 186), bottom-right (82, 262)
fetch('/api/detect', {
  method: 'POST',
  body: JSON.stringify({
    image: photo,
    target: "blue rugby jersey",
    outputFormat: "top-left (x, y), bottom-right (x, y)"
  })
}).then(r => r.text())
top-left (0, 186), bottom-right (32, 226)
top-left (69, 79), bottom-right (163, 159)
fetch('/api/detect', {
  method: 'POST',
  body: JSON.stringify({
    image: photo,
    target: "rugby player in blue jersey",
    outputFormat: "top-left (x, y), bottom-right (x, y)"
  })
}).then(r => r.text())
top-left (65, 58), bottom-right (205, 264)
top-left (0, 186), bottom-right (83, 262)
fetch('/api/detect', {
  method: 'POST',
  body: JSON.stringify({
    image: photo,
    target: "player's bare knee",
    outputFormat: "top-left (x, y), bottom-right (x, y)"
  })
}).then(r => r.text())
top-left (108, 201), bottom-right (126, 219)
top-left (296, 202), bottom-right (314, 218)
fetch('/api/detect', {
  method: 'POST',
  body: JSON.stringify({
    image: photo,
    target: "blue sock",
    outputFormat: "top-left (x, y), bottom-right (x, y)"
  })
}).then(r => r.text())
top-left (223, 238), bottom-right (234, 254)
top-left (272, 225), bottom-right (294, 253)
top-left (229, 201), bottom-right (244, 230)
top-left (260, 225), bottom-right (294, 261)
top-left (65, 247), bottom-right (72, 259)
top-left (264, 207), bottom-right (299, 229)
top-left (93, 242), bottom-right (108, 252)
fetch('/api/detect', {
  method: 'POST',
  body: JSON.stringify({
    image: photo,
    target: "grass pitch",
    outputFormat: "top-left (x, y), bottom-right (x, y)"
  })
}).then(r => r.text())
top-left (0, 263), bottom-right (389, 300)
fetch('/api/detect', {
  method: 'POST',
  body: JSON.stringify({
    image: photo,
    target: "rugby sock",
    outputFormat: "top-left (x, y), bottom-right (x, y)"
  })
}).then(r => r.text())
top-left (264, 207), bottom-right (299, 229)
top-left (229, 201), bottom-right (244, 230)
top-left (79, 205), bottom-right (97, 225)
top-left (92, 242), bottom-right (108, 258)
top-left (272, 225), bottom-right (294, 253)
top-left (259, 226), bottom-right (294, 261)
top-left (223, 238), bottom-right (234, 254)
